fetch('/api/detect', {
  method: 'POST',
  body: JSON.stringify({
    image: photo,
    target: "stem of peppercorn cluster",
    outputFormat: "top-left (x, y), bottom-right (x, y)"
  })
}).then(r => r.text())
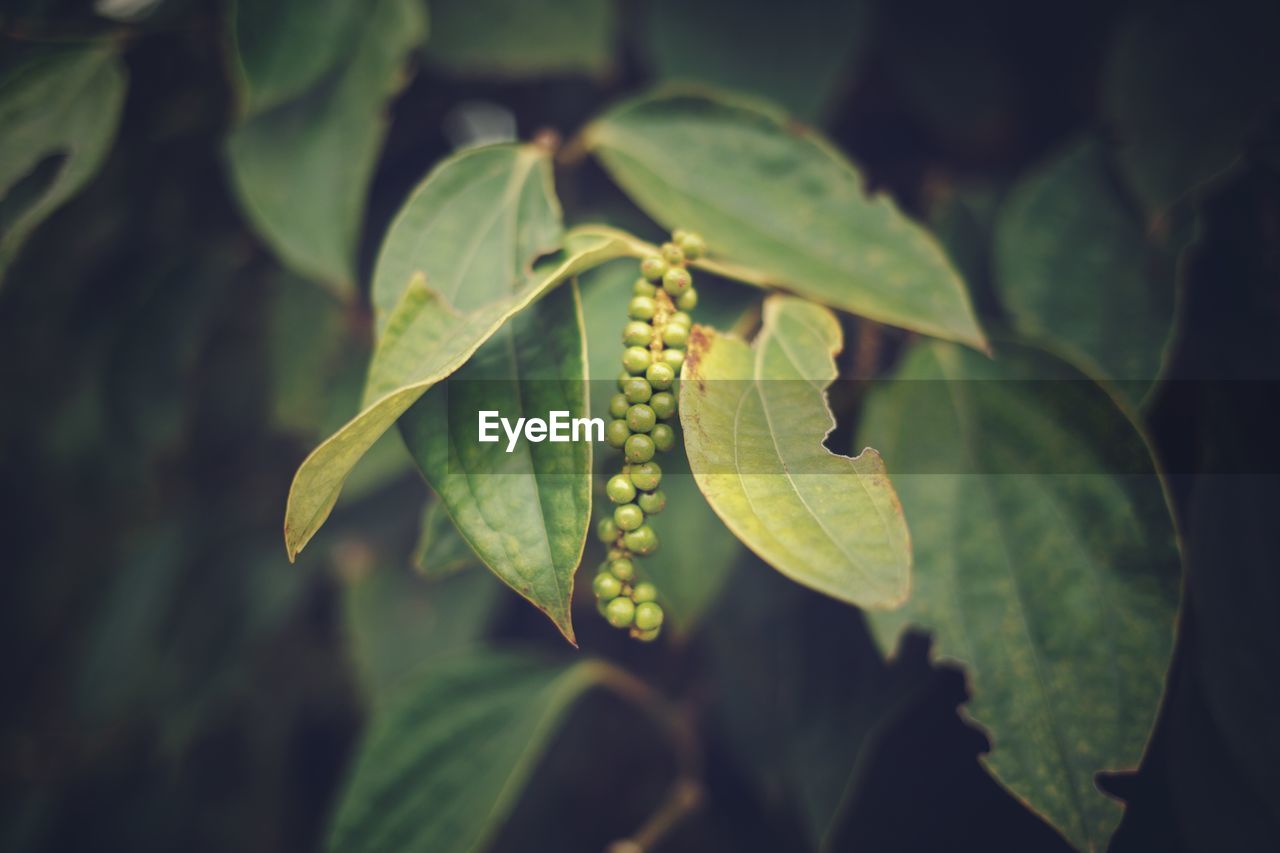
top-left (591, 229), bottom-right (704, 641)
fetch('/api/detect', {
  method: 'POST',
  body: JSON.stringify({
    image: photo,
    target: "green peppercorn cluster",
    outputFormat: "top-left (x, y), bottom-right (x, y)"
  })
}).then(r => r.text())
top-left (592, 229), bottom-right (704, 641)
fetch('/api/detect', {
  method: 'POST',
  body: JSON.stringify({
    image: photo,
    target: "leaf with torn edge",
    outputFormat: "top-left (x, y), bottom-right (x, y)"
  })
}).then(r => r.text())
top-left (680, 295), bottom-right (911, 609)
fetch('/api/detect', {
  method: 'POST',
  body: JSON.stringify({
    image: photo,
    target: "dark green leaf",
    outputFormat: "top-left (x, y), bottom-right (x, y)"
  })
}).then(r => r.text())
top-left (0, 44), bottom-right (126, 282)
top-left (585, 90), bottom-right (987, 349)
top-left (412, 498), bottom-right (483, 578)
top-left (859, 339), bottom-right (1181, 851)
top-left (425, 0), bottom-right (613, 78)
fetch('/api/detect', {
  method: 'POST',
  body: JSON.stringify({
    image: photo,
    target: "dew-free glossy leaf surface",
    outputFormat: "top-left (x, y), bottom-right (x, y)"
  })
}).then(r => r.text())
top-left (1101, 0), bottom-right (1280, 217)
top-left (327, 652), bottom-right (631, 853)
top-left (585, 90), bottom-right (985, 349)
top-left (0, 44), bottom-right (126, 282)
top-left (859, 340), bottom-right (1181, 851)
top-left (425, 0), bottom-right (613, 78)
top-left (641, 0), bottom-right (873, 121)
top-left (681, 295), bottom-right (911, 609)
top-left (399, 283), bottom-right (590, 643)
top-left (994, 138), bottom-right (1177, 402)
top-left (227, 0), bottom-right (425, 293)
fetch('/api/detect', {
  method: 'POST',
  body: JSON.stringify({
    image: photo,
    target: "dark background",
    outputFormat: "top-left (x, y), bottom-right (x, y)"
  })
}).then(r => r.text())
top-left (2, 0), bottom-right (1278, 850)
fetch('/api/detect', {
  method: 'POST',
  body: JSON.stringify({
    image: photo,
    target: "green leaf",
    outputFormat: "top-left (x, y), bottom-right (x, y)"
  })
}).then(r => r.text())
top-left (584, 89), bottom-right (986, 349)
top-left (327, 651), bottom-right (646, 853)
top-left (993, 138), bottom-right (1177, 402)
top-left (283, 225), bottom-right (633, 563)
top-left (641, 0), bottom-right (873, 122)
top-left (226, 0), bottom-right (425, 294)
top-left (0, 44), bottom-right (126, 282)
top-left (412, 498), bottom-right (482, 578)
top-left (1101, 0), bottom-right (1280, 217)
top-left (680, 295), bottom-right (911, 609)
top-left (229, 0), bottom-right (368, 115)
top-left (424, 0), bottom-right (613, 78)
top-left (859, 339), bottom-right (1181, 851)
top-left (580, 259), bottom-right (755, 628)
top-left (399, 282), bottom-right (590, 643)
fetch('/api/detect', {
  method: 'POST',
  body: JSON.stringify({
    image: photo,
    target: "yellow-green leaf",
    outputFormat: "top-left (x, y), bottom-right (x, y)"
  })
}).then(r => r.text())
top-left (584, 89), bottom-right (986, 350)
top-left (680, 295), bottom-right (911, 609)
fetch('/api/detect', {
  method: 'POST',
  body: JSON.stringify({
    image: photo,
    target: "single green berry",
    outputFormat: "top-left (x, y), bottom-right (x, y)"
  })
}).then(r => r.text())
top-left (651, 423), bottom-right (675, 451)
top-left (628, 296), bottom-right (656, 321)
top-left (614, 503), bottom-right (645, 531)
top-left (669, 311), bottom-right (692, 327)
top-left (645, 361), bottom-right (675, 389)
top-left (662, 348), bottom-right (685, 372)
top-left (676, 288), bottom-right (698, 311)
top-left (633, 626), bottom-right (661, 642)
top-left (662, 324), bottom-right (689, 348)
top-left (672, 228), bottom-right (689, 242)
top-left (597, 598), bottom-right (611, 617)
top-left (634, 601), bottom-right (665, 631)
top-left (638, 489), bottom-right (666, 515)
top-left (632, 581), bottom-right (658, 603)
top-left (649, 391), bottom-right (676, 420)
top-left (617, 370), bottom-right (633, 390)
top-left (661, 242), bottom-right (685, 266)
top-left (605, 419), bottom-right (630, 448)
top-left (605, 596), bottom-right (636, 628)
top-left (606, 473), bottom-right (636, 503)
top-left (630, 461), bottom-right (662, 491)
top-left (610, 557), bottom-right (635, 581)
top-left (609, 393), bottom-right (630, 419)
top-left (640, 255), bottom-right (668, 281)
top-left (625, 433), bottom-right (656, 463)
top-left (623, 320), bottom-right (653, 347)
top-left (593, 572), bottom-right (622, 600)
top-left (663, 267), bottom-right (692, 295)
top-left (677, 232), bottom-right (706, 260)
top-left (633, 277), bottom-right (657, 297)
top-left (596, 518), bottom-right (619, 543)
top-left (624, 524), bottom-right (658, 554)
top-left (626, 403), bottom-right (657, 433)
top-left (622, 346), bottom-right (652, 374)
top-left (623, 377), bottom-right (652, 404)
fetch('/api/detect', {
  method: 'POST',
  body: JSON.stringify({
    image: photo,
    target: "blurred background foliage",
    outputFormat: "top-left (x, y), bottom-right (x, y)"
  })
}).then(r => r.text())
top-left (1, 0), bottom-right (1278, 850)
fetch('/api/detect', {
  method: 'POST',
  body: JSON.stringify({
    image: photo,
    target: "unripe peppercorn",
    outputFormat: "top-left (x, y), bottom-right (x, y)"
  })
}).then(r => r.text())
top-left (632, 581), bottom-right (658, 603)
top-left (605, 419), bottom-right (630, 448)
top-left (614, 503), bottom-right (645, 531)
top-left (617, 370), bottom-right (633, 390)
top-left (625, 433), bottom-right (656, 463)
top-left (676, 288), bottom-right (698, 311)
top-left (610, 557), bottom-right (635, 581)
top-left (624, 524), bottom-right (658, 554)
top-left (596, 518), bottom-right (619, 543)
top-left (609, 393), bottom-right (630, 419)
top-left (634, 601), bottom-right (665, 630)
top-left (640, 255), bottom-right (667, 281)
top-left (661, 242), bottom-right (685, 266)
top-left (662, 324), bottom-right (689, 348)
top-left (651, 423), bottom-right (675, 451)
top-left (669, 311), bottom-right (692, 328)
top-left (605, 596), bottom-right (636, 628)
top-left (649, 391), bottom-right (676, 420)
top-left (597, 598), bottom-right (612, 617)
top-left (593, 572), bottom-right (622, 600)
top-left (661, 349), bottom-right (685, 372)
top-left (677, 232), bottom-right (706, 259)
top-left (672, 228), bottom-right (689, 242)
top-left (633, 278), bottom-right (656, 297)
top-left (622, 346), bottom-right (651, 374)
top-left (623, 321), bottom-right (652, 347)
top-left (645, 361), bottom-right (675, 390)
top-left (626, 403), bottom-right (657, 433)
top-left (630, 461), bottom-right (662, 490)
top-left (628, 296), bottom-right (656, 321)
top-left (638, 489), bottom-right (666, 515)
top-left (633, 627), bottom-right (661, 642)
top-left (663, 267), bottom-right (692, 295)
top-left (622, 377), bottom-right (652, 404)
top-left (606, 474), bottom-right (636, 503)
